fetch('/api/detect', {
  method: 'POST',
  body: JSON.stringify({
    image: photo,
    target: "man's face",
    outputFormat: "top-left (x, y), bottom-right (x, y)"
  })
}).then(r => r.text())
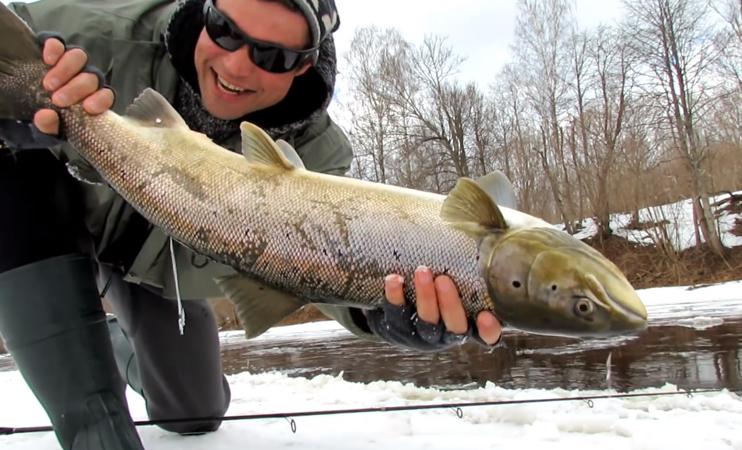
top-left (194, 0), bottom-right (313, 120)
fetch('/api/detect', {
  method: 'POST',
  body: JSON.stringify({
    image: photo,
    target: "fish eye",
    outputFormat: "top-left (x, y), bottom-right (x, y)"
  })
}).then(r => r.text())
top-left (574, 298), bottom-right (595, 317)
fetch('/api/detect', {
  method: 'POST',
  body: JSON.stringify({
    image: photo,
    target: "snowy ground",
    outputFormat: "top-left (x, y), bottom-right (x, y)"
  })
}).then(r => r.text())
top-left (1, 279), bottom-right (742, 449)
top-left (563, 190), bottom-right (742, 250)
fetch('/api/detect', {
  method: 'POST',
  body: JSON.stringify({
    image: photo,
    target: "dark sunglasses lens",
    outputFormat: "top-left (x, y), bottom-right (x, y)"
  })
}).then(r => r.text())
top-left (205, 9), bottom-right (243, 51)
top-left (251, 44), bottom-right (301, 73)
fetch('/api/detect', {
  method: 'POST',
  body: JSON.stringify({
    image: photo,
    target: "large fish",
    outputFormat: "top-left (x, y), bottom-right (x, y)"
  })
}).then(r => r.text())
top-left (0, 3), bottom-right (647, 339)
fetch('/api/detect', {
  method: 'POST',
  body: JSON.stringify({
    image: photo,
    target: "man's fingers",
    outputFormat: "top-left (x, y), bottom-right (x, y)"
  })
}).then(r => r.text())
top-left (33, 110), bottom-right (60, 136)
top-left (413, 266), bottom-right (440, 324)
top-left (82, 88), bottom-right (116, 115)
top-left (43, 47), bottom-right (88, 92)
top-left (51, 72), bottom-right (101, 108)
top-left (435, 275), bottom-right (468, 335)
top-left (384, 274), bottom-right (405, 306)
top-left (41, 37), bottom-right (66, 67)
top-left (476, 311), bottom-right (502, 345)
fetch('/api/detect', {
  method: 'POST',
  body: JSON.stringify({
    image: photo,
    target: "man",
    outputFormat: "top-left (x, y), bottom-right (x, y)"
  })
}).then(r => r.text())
top-left (0, 0), bottom-right (502, 449)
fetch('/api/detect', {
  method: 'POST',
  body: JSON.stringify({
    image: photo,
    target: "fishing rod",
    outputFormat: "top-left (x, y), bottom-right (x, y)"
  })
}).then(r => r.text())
top-left (2, 386), bottom-right (740, 436)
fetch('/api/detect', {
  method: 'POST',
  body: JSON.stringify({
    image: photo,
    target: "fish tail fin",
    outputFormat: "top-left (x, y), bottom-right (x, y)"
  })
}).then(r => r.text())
top-left (0, 2), bottom-right (49, 120)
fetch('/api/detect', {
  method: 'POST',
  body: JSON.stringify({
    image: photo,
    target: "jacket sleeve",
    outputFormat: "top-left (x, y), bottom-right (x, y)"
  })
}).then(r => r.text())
top-left (291, 110), bottom-right (353, 175)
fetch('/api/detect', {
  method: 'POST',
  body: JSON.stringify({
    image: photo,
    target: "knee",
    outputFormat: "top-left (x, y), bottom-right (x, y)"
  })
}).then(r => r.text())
top-left (151, 375), bottom-right (232, 435)
top-left (159, 419), bottom-right (225, 435)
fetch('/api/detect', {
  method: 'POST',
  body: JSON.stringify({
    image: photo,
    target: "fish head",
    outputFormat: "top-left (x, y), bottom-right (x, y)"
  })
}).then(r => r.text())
top-left (438, 172), bottom-right (647, 339)
top-left (481, 227), bottom-right (648, 339)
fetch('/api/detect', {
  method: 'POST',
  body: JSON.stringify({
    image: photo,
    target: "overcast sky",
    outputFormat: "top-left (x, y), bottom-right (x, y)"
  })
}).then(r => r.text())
top-left (327, 0), bottom-right (627, 123)
top-left (331, 0), bottom-right (626, 88)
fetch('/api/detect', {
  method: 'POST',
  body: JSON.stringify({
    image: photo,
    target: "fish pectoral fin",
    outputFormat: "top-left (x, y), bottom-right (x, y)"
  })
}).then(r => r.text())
top-left (440, 177), bottom-right (509, 237)
top-left (475, 170), bottom-right (518, 210)
top-left (124, 88), bottom-right (190, 129)
top-left (66, 160), bottom-right (107, 185)
top-left (214, 274), bottom-right (304, 339)
top-left (239, 122), bottom-right (304, 170)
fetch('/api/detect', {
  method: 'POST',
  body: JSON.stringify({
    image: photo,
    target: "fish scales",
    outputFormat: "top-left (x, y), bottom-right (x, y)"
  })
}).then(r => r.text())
top-left (59, 103), bottom-right (492, 315)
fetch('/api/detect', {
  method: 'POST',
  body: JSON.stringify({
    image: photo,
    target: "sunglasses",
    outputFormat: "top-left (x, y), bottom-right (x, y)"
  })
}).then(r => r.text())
top-left (202, 0), bottom-right (319, 74)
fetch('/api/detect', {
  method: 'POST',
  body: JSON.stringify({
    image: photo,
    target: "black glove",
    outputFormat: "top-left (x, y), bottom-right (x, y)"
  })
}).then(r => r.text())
top-left (350, 301), bottom-right (503, 352)
top-left (0, 119), bottom-right (66, 151)
top-left (0, 31), bottom-right (110, 152)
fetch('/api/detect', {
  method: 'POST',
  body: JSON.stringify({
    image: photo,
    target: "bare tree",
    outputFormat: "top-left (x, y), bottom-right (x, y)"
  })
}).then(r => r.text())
top-left (622, 0), bottom-right (729, 258)
top-left (339, 26), bottom-right (410, 184)
top-left (581, 25), bottom-right (632, 239)
top-left (513, 0), bottom-right (578, 232)
top-left (709, 0), bottom-right (742, 89)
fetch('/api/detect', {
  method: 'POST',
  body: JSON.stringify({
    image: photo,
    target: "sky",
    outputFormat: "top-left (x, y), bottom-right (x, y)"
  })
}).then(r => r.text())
top-left (330, 0), bottom-right (627, 90)
top-left (325, 0), bottom-right (627, 124)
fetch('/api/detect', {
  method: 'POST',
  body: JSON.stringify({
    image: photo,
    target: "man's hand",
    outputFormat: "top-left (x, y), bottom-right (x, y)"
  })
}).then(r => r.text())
top-left (361, 266), bottom-right (503, 352)
top-left (0, 33), bottom-right (114, 152)
top-left (33, 34), bottom-right (115, 136)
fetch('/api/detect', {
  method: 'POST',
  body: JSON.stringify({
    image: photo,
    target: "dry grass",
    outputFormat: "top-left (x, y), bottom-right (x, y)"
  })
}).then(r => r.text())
top-left (585, 234), bottom-right (742, 289)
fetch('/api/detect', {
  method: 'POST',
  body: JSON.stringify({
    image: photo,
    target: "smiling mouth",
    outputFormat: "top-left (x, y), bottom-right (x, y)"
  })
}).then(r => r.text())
top-left (213, 70), bottom-right (252, 95)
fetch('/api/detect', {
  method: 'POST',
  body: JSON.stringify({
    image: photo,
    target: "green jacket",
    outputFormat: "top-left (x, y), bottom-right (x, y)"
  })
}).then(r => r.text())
top-left (9, 0), bottom-right (380, 342)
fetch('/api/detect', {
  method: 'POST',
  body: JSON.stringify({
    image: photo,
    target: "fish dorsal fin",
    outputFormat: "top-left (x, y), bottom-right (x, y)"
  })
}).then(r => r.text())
top-left (240, 122), bottom-right (304, 170)
top-left (440, 177), bottom-right (508, 237)
top-left (124, 88), bottom-right (189, 129)
top-left (275, 139), bottom-right (306, 169)
top-left (475, 170), bottom-right (518, 210)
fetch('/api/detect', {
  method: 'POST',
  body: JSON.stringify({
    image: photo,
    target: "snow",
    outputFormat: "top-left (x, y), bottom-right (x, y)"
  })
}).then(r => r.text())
top-left (562, 190), bottom-right (742, 251)
top-left (1, 355), bottom-right (742, 449)
top-left (1, 278), bottom-right (742, 449)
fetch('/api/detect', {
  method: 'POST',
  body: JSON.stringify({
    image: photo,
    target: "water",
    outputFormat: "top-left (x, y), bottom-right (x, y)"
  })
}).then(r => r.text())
top-left (214, 317), bottom-right (742, 393)
top-left (2, 307), bottom-right (741, 394)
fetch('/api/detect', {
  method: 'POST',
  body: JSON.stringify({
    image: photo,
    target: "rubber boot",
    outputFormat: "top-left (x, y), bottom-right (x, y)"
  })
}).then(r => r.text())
top-left (0, 253), bottom-right (146, 450)
top-left (106, 315), bottom-right (143, 396)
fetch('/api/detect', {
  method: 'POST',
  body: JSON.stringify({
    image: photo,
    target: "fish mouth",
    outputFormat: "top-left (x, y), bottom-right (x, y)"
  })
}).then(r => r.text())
top-left (584, 273), bottom-right (648, 330)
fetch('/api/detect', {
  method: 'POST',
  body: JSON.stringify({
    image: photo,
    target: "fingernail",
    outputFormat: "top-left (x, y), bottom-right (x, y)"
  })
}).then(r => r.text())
top-left (384, 274), bottom-right (403, 285)
top-left (415, 265), bottom-right (431, 281)
top-left (436, 276), bottom-right (453, 292)
top-left (53, 92), bottom-right (68, 106)
top-left (44, 77), bottom-right (58, 91)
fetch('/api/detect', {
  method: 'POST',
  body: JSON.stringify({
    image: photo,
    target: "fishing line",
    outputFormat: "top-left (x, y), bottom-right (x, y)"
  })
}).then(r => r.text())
top-left (2, 387), bottom-right (740, 436)
top-left (169, 236), bottom-right (186, 335)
